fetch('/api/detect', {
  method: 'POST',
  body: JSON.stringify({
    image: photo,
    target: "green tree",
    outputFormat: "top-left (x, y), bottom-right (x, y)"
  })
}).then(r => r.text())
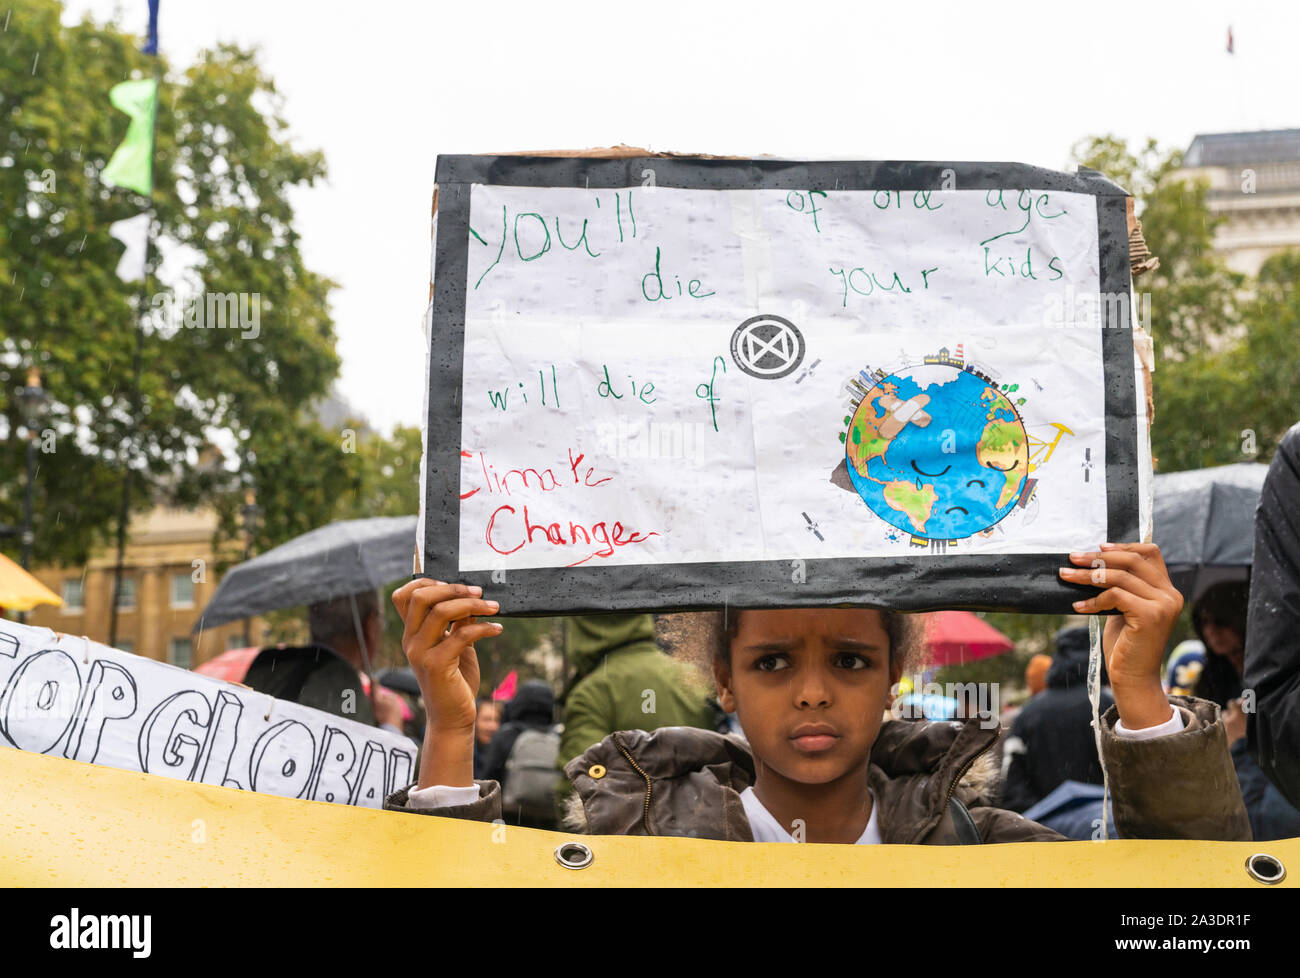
top-left (1069, 135), bottom-right (1253, 472)
top-left (339, 424), bottom-right (424, 520)
top-left (1, 0), bottom-right (350, 565)
top-left (1071, 135), bottom-right (1244, 364)
top-left (1226, 251), bottom-right (1300, 463)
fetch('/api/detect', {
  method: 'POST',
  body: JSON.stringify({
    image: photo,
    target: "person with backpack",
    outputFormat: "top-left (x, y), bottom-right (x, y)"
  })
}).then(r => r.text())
top-left (481, 680), bottom-right (560, 829)
top-left (384, 545), bottom-right (1249, 845)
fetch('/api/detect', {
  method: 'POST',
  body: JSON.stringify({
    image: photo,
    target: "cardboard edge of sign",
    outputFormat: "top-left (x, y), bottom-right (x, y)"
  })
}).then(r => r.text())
top-left (416, 148), bottom-right (1151, 616)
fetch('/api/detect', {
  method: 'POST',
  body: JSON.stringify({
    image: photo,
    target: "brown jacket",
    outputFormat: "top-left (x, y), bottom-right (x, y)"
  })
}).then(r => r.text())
top-left (385, 695), bottom-right (1251, 843)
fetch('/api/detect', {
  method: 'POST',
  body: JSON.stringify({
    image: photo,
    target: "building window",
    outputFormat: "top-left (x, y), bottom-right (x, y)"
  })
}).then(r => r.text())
top-left (114, 640), bottom-right (133, 654)
top-left (114, 578), bottom-right (136, 611)
top-left (62, 578), bottom-right (84, 613)
top-left (226, 633), bottom-right (247, 651)
top-left (169, 638), bottom-right (193, 670)
top-left (171, 573), bottom-right (195, 608)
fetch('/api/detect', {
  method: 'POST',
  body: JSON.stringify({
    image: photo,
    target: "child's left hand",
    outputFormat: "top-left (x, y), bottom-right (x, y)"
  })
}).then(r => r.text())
top-left (1059, 542), bottom-right (1185, 730)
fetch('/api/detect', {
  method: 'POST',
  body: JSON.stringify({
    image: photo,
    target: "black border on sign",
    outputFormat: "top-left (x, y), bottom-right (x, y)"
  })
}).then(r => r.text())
top-left (423, 157), bottom-right (1137, 615)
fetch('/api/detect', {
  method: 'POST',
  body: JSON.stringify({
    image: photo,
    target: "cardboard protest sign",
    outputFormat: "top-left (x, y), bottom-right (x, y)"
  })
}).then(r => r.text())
top-left (421, 155), bottom-right (1151, 613)
top-left (0, 620), bottom-right (414, 808)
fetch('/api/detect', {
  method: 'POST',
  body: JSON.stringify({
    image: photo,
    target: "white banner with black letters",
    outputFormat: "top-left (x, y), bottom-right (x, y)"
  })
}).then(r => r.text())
top-left (0, 620), bottom-right (413, 808)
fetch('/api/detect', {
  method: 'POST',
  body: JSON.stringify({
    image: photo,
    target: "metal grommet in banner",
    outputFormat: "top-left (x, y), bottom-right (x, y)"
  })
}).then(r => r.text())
top-left (554, 842), bottom-right (594, 870)
top-left (588, 764), bottom-right (606, 779)
top-left (1245, 852), bottom-right (1286, 885)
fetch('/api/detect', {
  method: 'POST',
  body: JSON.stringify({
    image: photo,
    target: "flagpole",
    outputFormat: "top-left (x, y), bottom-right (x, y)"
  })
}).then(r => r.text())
top-left (108, 48), bottom-right (162, 651)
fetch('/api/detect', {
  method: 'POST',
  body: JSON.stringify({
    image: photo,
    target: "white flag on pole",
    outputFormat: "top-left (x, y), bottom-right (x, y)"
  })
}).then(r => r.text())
top-left (108, 212), bottom-right (149, 282)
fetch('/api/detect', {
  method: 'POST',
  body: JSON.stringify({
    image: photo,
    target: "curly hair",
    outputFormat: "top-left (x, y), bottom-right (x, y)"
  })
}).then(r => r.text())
top-left (655, 608), bottom-right (926, 678)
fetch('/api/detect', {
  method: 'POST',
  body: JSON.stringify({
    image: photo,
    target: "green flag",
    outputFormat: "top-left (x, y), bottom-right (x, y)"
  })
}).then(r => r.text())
top-left (102, 78), bottom-right (157, 196)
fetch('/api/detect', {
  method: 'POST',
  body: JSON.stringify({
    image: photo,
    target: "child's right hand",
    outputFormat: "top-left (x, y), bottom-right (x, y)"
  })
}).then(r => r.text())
top-left (392, 580), bottom-right (501, 788)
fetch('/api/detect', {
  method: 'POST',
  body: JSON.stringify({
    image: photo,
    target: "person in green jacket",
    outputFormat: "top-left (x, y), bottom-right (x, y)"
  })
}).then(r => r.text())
top-left (555, 613), bottom-right (720, 812)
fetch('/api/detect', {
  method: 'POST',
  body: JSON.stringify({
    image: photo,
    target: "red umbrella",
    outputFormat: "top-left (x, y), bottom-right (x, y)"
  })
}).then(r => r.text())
top-left (923, 611), bottom-right (1014, 668)
top-left (194, 646), bottom-right (261, 682)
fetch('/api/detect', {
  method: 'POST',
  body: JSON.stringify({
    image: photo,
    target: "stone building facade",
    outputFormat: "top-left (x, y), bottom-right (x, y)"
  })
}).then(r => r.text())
top-left (1180, 129), bottom-right (1300, 276)
top-left (23, 505), bottom-right (265, 667)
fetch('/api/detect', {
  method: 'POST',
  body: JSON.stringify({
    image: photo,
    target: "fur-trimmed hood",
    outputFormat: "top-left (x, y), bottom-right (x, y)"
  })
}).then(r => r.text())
top-left (562, 614), bottom-right (659, 702)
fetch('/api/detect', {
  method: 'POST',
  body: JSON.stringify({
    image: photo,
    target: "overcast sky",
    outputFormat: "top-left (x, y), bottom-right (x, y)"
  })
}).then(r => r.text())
top-left (70, 0), bottom-right (1300, 434)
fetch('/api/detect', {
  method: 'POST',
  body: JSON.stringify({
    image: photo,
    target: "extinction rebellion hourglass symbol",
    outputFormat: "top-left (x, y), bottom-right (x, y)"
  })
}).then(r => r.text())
top-left (730, 315), bottom-right (806, 380)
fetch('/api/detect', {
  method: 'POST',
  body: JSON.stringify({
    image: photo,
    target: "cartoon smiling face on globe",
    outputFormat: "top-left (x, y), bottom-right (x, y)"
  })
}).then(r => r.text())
top-left (843, 358), bottom-right (1029, 540)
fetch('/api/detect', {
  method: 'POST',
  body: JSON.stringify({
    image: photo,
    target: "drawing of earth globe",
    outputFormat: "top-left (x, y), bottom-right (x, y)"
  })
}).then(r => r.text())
top-left (844, 362), bottom-right (1029, 540)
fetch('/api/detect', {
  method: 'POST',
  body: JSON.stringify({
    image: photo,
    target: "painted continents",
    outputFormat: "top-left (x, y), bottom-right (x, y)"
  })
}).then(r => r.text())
top-left (845, 364), bottom-right (1029, 539)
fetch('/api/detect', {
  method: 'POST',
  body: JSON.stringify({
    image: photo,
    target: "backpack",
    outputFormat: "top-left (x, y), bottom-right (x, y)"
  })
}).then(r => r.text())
top-left (502, 725), bottom-right (562, 823)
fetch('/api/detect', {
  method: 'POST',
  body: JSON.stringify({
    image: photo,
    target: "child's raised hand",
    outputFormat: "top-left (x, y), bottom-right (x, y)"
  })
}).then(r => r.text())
top-left (392, 580), bottom-right (501, 788)
top-left (1059, 542), bottom-right (1184, 730)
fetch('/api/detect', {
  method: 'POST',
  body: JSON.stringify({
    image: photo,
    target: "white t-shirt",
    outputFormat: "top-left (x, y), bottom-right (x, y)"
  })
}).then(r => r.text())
top-left (740, 785), bottom-right (882, 844)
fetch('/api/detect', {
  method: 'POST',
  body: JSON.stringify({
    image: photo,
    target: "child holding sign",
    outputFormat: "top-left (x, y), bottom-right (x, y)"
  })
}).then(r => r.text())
top-left (385, 543), bottom-right (1249, 843)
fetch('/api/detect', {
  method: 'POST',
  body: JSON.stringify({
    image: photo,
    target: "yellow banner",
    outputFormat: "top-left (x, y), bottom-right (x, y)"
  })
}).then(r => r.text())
top-left (1, 747), bottom-right (1293, 887)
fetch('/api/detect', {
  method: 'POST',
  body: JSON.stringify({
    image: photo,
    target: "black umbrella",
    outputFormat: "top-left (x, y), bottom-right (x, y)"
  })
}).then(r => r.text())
top-left (377, 667), bottom-right (421, 697)
top-left (192, 515), bottom-right (418, 632)
top-left (1153, 463), bottom-right (1269, 601)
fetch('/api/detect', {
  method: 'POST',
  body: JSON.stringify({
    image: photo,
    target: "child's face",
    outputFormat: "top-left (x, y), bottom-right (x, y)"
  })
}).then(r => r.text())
top-left (714, 609), bottom-right (897, 786)
top-left (476, 701), bottom-right (501, 745)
